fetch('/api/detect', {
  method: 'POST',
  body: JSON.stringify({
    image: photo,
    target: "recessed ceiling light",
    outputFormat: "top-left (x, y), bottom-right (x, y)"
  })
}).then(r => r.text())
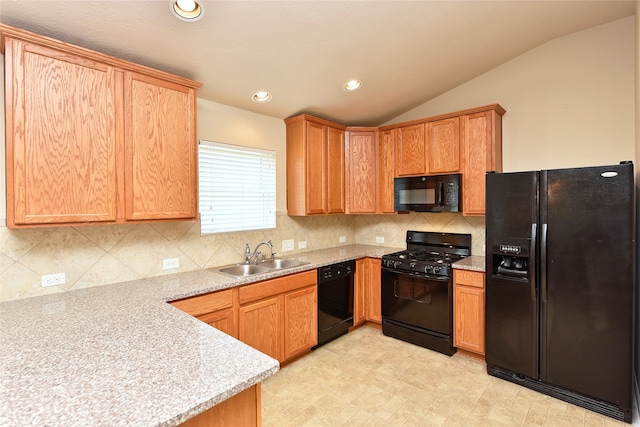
top-left (171, 0), bottom-right (205, 22)
top-left (252, 91), bottom-right (272, 103)
top-left (344, 80), bottom-right (362, 91)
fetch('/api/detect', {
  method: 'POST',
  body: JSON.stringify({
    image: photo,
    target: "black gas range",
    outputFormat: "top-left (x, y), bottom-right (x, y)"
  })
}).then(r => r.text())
top-left (381, 230), bottom-right (471, 356)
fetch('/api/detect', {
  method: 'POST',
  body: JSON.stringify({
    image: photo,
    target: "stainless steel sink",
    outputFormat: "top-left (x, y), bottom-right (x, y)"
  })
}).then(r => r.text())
top-left (259, 259), bottom-right (306, 270)
top-left (214, 259), bottom-right (308, 278)
top-left (218, 264), bottom-right (270, 277)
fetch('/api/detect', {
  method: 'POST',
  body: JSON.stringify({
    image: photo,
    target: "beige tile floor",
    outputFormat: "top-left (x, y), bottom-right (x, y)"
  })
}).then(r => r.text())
top-left (262, 326), bottom-right (636, 427)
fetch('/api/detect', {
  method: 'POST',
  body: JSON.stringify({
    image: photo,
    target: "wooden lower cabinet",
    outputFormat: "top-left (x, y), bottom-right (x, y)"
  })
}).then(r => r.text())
top-left (179, 384), bottom-right (261, 427)
top-left (170, 288), bottom-right (238, 338)
top-left (354, 258), bottom-right (382, 325)
top-left (453, 269), bottom-right (486, 355)
top-left (239, 296), bottom-right (282, 360)
top-left (366, 258), bottom-right (382, 323)
top-left (354, 259), bottom-right (367, 325)
top-left (238, 270), bottom-right (317, 363)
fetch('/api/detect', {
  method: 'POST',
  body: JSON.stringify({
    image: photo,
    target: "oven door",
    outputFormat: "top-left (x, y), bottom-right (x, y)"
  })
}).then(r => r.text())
top-left (381, 268), bottom-right (452, 335)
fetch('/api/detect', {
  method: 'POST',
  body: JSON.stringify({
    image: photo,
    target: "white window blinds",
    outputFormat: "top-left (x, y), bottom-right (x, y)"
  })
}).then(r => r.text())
top-left (199, 140), bottom-right (276, 234)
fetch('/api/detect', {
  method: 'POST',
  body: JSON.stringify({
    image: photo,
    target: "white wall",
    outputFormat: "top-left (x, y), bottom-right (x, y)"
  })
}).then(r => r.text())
top-left (387, 17), bottom-right (636, 173)
top-left (197, 99), bottom-right (287, 211)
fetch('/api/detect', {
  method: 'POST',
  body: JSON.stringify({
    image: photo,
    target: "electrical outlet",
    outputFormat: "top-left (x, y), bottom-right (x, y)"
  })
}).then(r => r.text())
top-left (282, 239), bottom-right (294, 252)
top-left (41, 273), bottom-right (66, 287)
top-left (298, 241), bottom-right (307, 249)
top-left (339, 236), bottom-right (346, 243)
top-left (163, 258), bottom-right (180, 270)
top-left (376, 236), bottom-right (385, 244)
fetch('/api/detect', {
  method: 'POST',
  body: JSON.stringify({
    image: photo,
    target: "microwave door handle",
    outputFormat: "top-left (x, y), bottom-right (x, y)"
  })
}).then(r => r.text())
top-left (439, 182), bottom-right (444, 206)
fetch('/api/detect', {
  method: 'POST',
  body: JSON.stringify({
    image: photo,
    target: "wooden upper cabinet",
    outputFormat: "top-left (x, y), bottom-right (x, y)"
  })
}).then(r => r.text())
top-left (427, 117), bottom-right (460, 174)
top-left (395, 124), bottom-right (426, 176)
top-left (377, 129), bottom-right (396, 213)
top-left (285, 114), bottom-right (346, 216)
top-left (345, 130), bottom-right (377, 214)
top-left (461, 108), bottom-right (504, 216)
top-left (4, 36), bottom-right (119, 226)
top-left (1, 24), bottom-right (201, 227)
top-left (326, 126), bottom-right (346, 214)
top-left (124, 72), bottom-right (197, 221)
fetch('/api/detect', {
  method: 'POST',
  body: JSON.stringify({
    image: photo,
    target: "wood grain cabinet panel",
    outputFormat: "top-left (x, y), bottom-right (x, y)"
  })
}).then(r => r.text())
top-left (4, 36), bottom-right (119, 226)
top-left (366, 258), bottom-right (382, 323)
top-left (170, 289), bottom-right (238, 338)
top-left (377, 129), bottom-right (396, 213)
top-left (285, 114), bottom-right (346, 216)
top-left (1, 24), bottom-right (200, 227)
top-left (453, 269), bottom-right (486, 355)
top-left (238, 270), bottom-right (317, 363)
top-left (124, 72), bottom-right (197, 221)
top-left (427, 117), bottom-right (460, 174)
top-left (283, 286), bottom-right (317, 360)
top-left (239, 296), bottom-right (282, 361)
top-left (326, 126), bottom-right (346, 214)
top-left (179, 384), bottom-right (260, 427)
top-left (461, 108), bottom-right (504, 216)
top-left (346, 130), bottom-right (377, 213)
top-left (395, 124), bottom-right (426, 176)
top-left (354, 258), bottom-right (367, 325)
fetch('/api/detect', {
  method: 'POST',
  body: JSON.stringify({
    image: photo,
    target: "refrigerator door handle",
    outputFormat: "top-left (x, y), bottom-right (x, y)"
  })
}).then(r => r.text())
top-left (530, 223), bottom-right (537, 301)
top-left (541, 223), bottom-right (548, 303)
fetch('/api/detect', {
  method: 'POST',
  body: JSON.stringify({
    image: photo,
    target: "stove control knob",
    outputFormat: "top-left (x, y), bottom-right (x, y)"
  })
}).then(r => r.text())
top-left (433, 266), bottom-right (441, 274)
top-left (409, 262), bottom-right (416, 269)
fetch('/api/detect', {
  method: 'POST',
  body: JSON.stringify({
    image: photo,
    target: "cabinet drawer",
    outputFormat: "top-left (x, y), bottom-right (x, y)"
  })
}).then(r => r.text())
top-left (239, 270), bottom-right (317, 305)
top-left (170, 289), bottom-right (234, 317)
top-left (454, 270), bottom-right (485, 289)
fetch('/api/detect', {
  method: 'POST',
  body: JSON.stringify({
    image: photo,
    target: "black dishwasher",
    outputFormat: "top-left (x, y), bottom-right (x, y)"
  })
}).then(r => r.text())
top-left (315, 260), bottom-right (355, 348)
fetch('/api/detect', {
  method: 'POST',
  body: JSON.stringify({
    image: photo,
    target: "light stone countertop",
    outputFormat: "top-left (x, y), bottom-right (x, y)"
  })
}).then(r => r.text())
top-left (452, 255), bottom-right (486, 272)
top-left (0, 244), bottom-right (398, 427)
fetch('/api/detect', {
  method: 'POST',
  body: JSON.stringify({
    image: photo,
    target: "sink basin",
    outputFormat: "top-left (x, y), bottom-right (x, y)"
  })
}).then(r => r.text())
top-left (218, 264), bottom-right (270, 277)
top-left (259, 259), bottom-right (306, 270)
top-left (214, 258), bottom-right (308, 278)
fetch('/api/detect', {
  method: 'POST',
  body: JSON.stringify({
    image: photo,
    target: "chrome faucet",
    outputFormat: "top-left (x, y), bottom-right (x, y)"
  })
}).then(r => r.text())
top-left (245, 240), bottom-right (277, 264)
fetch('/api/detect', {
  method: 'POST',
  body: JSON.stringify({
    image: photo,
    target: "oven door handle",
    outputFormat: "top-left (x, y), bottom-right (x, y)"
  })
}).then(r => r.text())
top-left (382, 268), bottom-right (450, 282)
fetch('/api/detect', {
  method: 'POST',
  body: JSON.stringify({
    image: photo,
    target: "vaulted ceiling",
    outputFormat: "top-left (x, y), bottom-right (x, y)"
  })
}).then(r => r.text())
top-left (0, 1), bottom-right (636, 126)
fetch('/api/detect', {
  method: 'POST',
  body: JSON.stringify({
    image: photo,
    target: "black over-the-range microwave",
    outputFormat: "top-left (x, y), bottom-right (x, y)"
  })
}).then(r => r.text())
top-left (394, 174), bottom-right (461, 212)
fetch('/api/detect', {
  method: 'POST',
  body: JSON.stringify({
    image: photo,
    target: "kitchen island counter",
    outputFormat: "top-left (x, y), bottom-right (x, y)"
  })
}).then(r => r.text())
top-left (0, 244), bottom-right (396, 426)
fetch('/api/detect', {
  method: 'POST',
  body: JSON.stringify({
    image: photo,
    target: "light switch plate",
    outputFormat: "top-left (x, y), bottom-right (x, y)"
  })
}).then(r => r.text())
top-left (298, 241), bottom-right (307, 249)
top-left (339, 236), bottom-right (346, 243)
top-left (376, 236), bottom-right (385, 243)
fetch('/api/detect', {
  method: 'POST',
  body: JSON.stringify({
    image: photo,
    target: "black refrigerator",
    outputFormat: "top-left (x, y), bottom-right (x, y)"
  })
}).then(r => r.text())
top-left (485, 161), bottom-right (635, 423)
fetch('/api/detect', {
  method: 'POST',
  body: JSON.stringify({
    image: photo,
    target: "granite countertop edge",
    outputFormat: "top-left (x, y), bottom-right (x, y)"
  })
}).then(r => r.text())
top-left (452, 255), bottom-right (486, 272)
top-left (0, 244), bottom-right (399, 427)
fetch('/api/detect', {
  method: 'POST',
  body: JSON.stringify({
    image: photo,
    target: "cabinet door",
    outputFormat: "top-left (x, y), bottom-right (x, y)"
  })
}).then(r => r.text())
top-left (346, 131), bottom-right (377, 213)
top-left (124, 72), bottom-right (197, 221)
top-left (305, 121), bottom-right (328, 214)
top-left (283, 286), bottom-right (317, 361)
top-left (427, 117), bottom-right (460, 174)
top-left (239, 296), bottom-right (282, 361)
top-left (395, 124), bottom-right (426, 176)
top-left (5, 38), bottom-right (119, 226)
top-left (377, 129), bottom-right (396, 213)
top-left (453, 270), bottom-right (486, 355)
top-left (366, 258), bottom-right (382, 323)
top-left (354, 258), bottom-right (367, 325)
top-left (326, 127), bottom-right (346, 214)
top-left (198, 308), bottom-right (238, 339)
top-left (462, 111), bottom-right (501, 216)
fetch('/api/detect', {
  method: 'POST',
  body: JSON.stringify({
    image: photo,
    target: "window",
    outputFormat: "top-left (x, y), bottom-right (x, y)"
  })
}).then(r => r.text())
top-left (198, 140), bottom-right (276, 234)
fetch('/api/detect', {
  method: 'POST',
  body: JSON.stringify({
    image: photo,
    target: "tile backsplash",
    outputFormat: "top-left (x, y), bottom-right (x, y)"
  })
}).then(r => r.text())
top-left (0, 212), bottom-right (484, 302)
